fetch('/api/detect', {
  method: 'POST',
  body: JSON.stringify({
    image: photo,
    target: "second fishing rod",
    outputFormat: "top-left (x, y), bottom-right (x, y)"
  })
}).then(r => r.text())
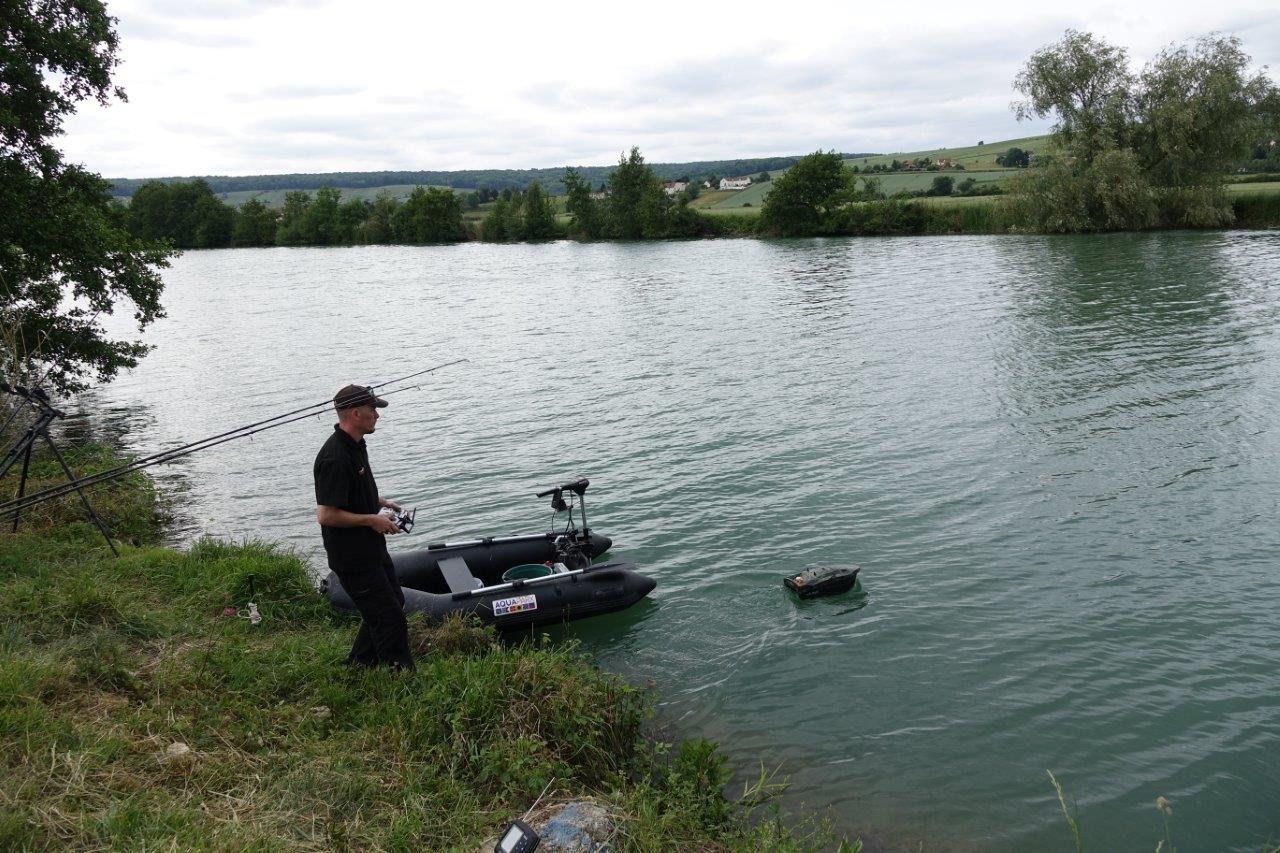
top-left (0, 359), bottom-right (467, 519)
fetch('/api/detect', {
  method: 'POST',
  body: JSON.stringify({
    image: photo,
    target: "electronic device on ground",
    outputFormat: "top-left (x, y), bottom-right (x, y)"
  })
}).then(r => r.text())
top-left (494, 818), bottom-right (538, 853)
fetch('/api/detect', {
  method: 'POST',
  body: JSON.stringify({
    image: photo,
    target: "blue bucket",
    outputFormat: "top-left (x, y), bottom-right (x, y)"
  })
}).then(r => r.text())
top-left (502, 563), bottom-right (554, 582)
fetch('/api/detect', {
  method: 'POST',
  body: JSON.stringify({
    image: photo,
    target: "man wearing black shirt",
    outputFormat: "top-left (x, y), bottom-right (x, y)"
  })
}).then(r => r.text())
top-left (314, 384), bottom-right (414, 670)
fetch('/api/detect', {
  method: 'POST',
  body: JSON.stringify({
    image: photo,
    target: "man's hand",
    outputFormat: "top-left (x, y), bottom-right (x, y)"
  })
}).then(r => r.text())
top-left (369, 513), bottom-right (401, 535)
top-left (380, 498), bottom-right (402, 512)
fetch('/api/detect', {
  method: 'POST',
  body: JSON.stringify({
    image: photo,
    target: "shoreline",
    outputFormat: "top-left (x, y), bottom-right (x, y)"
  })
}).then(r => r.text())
top-left (0, 436), bottom-right (857, 850)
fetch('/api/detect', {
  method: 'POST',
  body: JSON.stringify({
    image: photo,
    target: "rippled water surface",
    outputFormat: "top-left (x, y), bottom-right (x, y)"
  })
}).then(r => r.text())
top-left (89, 234), bottom-right (1280, 850)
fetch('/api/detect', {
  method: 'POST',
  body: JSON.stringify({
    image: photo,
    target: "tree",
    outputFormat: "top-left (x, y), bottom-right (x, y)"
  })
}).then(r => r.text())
top-left (1014, 29), bottom-right (1134, 166)
top-left (606, 147), bottom-right (666, 239)
top-left (357, 195), bottom-right (398, 244)
top-left (929, 175), bottom-right (954, 196)
top-left (758, 150), bottom-right (852, 236)
top-left (1012, 29), bottom-right (1279, 229)
top-left (275, 191), bottom-right (312, 246)
top-left (996, 147), bottom-right (1030, 168)
top-left (300, 186), bottom-right (342, 245)
top-left (336, 197), bottom-right (371, 244)
top-left (1133, 36), bottom-right (1278, 202)
top-left (2, 0), bottom-right (172, 393)
top-left (756, 171), bottom-right (771, 183)
top-left (193, 191), bottom-right (234, 247)
top-left (231, 197), bottom-right (278, 247)
top-left (854, 175), bottom-right (884, 201)
top-left (120, 179), bottom-right (236, 248)
top-left (521, 181), bottom-right (557, 241)
top-left (562, 168), bottom-right (602, 239)
top-left (479, 194), bottom-right (520, 241)
top-left (390, 187), bottom-right (466, 244)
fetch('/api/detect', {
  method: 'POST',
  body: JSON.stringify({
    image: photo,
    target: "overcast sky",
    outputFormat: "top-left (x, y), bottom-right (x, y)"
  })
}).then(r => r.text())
top-left (60, 0), bottom-right (1280, 179)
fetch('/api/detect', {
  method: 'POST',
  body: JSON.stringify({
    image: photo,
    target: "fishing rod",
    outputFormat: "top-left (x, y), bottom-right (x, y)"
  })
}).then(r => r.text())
top-left (0, 359), bottom-right (467, 519)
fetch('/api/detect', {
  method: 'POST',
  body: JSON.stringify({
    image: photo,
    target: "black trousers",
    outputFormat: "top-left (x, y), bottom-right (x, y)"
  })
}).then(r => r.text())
top-left (332, 553), bottom-right (415, 670)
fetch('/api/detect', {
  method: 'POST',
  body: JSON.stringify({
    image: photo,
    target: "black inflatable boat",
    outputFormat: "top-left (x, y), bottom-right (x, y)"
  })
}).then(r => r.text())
top-left (321, 478), bottom-right (657, 630)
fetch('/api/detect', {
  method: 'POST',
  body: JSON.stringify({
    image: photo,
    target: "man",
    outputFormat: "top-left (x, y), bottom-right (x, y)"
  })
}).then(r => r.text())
top-left (314, 384), bottom-right (414, 670)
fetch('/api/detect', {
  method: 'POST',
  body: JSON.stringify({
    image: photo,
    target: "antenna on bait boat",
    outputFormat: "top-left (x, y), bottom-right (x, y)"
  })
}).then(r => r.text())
top-left (0, 358), bottom-right (468, 524)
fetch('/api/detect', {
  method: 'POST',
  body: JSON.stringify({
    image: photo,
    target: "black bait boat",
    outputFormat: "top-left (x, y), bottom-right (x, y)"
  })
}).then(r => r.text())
top-left (321, 478), bottom-right (657, 630)
top-left (783, 565), bottom-right (861, 599)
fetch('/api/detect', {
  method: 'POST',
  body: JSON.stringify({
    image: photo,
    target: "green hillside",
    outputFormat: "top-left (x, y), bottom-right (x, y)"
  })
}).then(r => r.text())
top-left (697, 134), bottom-right (1051, 210)
top-left (708, 179), bottom-right (774, 208)
top-left (844, 134), bottom-right (1052, 171)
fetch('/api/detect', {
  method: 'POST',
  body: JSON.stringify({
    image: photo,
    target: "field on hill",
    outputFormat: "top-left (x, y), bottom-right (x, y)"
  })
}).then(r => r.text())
top-left (873, 170), bottom-right (1010, 193)
top-left (708, 180), bottom-right (774, 209)
top-left (699, 135), bottom-right (1050, 209)
top-left (707, 169), bottom-right (1013, 209)
top-left (687, 189), bottom-right (740, 209)
top-left (845, 135), bottom-right (1051, 171)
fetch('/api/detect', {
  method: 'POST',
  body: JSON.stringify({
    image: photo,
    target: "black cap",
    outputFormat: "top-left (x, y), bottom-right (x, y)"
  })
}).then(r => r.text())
top-left (334, 384), bottom-right (388, 410)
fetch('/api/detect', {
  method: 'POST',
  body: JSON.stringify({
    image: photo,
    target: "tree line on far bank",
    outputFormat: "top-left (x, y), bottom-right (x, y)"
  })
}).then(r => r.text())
top-left (123, 181), bottom-right (468, 248)
top-left (119, 146), bottom-right (737, 249)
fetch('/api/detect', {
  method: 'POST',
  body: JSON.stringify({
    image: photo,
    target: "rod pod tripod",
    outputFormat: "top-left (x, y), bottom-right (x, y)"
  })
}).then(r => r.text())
top-left (0, 382), bottom-right (117, 555)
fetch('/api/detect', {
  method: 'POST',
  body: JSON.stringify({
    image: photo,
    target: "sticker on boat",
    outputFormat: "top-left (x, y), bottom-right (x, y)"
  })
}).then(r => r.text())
top-left (493, 594), bottom-right (538, 616)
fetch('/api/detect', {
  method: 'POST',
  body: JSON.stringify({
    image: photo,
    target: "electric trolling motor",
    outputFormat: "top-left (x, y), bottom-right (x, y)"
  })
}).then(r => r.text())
top-left (537, 478), bottom-right (593, 570)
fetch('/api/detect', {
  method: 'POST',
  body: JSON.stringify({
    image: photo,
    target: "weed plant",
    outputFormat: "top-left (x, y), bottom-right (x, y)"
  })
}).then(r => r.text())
top-left (1047, 770), bottom-right (1280, 853)
top-left (0, 442), bottom-right (855, 850)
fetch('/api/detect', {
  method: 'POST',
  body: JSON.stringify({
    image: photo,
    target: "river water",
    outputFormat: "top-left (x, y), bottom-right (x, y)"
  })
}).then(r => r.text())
top-left (86, 234), bottom-right (1280, 850)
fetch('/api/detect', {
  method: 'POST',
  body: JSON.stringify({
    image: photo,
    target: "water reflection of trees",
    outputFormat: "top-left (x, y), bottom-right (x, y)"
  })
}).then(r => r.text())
top-left (990, 232), bottom-right (1261, 429)
top-left (760, 237), bottom-right (862, 324)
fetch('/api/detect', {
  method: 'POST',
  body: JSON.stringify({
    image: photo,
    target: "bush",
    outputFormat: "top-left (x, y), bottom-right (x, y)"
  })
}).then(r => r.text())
top-left (1008, 151), bottom-right (1157, 232)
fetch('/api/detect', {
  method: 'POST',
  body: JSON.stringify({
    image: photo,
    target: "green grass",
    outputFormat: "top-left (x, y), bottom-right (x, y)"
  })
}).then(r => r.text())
top-left (866, 170), bottom-right (1009, 195)
top-left (687, 189), bottom-right (740, 209)
top-left (0, 441), bottom-right (854, 850)
top-left (917, 193), bottom-right (1006, 207)
top-left (1226, 181), bottom-right (1280, 195)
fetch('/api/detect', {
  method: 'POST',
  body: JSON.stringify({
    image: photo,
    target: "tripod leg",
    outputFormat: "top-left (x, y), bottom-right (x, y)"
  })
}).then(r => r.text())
top-left (11, 441), bottom-right (33, 533)
top-left (0, 425), bottom-right (38, 481)
top-left (40, 431), bottom-right (119, 556)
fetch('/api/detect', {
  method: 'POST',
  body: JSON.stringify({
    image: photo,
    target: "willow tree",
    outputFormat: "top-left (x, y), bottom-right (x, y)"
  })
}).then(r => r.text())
top-left (1, 0), bottom-right (172, 394)
top-left (1012, 30), bottom-right (1279, 231)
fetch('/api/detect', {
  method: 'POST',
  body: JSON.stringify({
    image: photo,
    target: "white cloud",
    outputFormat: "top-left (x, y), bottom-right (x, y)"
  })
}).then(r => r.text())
top-left (57, 0), bottom-right (1280, 178)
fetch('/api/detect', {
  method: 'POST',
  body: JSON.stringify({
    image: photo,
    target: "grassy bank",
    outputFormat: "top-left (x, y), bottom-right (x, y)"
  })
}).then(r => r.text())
top-left (0, 443), bottom-right (851, 850)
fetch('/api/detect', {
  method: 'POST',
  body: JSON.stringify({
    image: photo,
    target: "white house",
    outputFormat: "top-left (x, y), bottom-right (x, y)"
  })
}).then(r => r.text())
top-left (719, 176), bottom-right (751, 191)
top-left (663, 181), bottom-right (688, 197)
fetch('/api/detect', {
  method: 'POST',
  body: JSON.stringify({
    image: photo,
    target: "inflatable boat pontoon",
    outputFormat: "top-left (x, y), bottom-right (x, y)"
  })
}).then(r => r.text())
top-left (321, 478), bottom-right (656, 630)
